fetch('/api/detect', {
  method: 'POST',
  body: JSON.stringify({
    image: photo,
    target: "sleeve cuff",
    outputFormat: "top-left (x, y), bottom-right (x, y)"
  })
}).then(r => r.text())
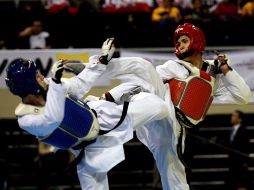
top-left (49, 79), bottom-right (65, 92)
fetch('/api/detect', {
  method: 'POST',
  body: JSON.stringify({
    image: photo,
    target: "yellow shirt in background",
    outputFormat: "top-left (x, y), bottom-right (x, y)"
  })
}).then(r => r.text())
top-left (241, 2), bottom-right (254, 16)
top-left (152, 6), bottom-right (181, 22)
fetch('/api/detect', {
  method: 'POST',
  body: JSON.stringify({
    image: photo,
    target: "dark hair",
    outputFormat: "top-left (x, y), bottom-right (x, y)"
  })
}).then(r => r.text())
top-left (235, 110), bottom-right (244, 124)
top-left (234, 110), bottom-right (244, 120)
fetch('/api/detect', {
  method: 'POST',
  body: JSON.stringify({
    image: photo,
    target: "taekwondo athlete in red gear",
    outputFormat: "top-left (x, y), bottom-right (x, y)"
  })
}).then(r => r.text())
top-left (153, 23), bottom-right (251, 189)
top-left (82, 26), bottom-right (251, 190)
top-left (5, 38), bottom-right (169, 190)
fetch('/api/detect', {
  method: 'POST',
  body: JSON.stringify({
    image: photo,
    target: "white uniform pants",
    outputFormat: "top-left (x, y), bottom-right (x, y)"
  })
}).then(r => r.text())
top-left (77, 92), bottom-right (169, 190)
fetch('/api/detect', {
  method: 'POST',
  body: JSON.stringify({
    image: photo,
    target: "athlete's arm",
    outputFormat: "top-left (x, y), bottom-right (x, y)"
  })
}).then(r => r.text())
top-left (18, 80), bottom-right (65, 137)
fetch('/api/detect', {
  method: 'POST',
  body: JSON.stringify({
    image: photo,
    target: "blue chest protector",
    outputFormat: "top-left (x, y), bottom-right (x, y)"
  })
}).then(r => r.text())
top-left (40, 95), bottom-right (99, 150)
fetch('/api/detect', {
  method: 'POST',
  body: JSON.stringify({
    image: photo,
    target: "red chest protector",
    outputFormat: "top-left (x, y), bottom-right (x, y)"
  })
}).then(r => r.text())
top-left (167, 60), bottom-right (215, 128)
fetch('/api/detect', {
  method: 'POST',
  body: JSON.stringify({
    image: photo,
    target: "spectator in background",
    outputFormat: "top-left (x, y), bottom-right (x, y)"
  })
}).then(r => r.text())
top-left (151, 0), bottom-right (181, 46)
top-left (45, 0), bottom-right (69, 14)
top-left (240, 0), bottom-right (254, 16)
top-left (211, 0), bottom-right (239, 20)
top-left (227, 110), bottom-right (251, 190)
top-left (182, 0), bottom-right (211, 22)
top-left (0, 35), bottom-right (6, 49)
top-left (151, 0), bottom-right (181, 25)
top-left (73, 0), bottom-right (103, 48)
top-left (34, 142), bottom-right (72, 190)
top-left (45, 0), bottom-right (78, 15)
top-left (173, 0), bottom-right (193, 9)
top-left (18, 20), bottom-right (51, 49)
top-left (102, 0), bottom-right (153, 13)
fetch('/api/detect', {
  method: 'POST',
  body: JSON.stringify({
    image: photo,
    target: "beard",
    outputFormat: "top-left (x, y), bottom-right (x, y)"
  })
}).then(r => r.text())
top-left (177, 49), bottom-right (194, 60)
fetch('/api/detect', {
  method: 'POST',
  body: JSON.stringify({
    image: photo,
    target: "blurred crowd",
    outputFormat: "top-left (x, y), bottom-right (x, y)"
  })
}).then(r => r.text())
top-left (0, 0), bottom-right (254, 49)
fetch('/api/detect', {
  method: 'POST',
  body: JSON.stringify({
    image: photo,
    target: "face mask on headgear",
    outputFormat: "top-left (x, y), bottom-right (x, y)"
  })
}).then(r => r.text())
top-left (5, 59), bottom-right (41, 97)
top-left (174, 23), bottom-right (206, 59)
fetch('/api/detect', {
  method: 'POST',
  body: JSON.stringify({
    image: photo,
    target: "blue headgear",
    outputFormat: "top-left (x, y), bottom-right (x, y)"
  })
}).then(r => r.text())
top-left (5, 59), bottom-right (41, 97)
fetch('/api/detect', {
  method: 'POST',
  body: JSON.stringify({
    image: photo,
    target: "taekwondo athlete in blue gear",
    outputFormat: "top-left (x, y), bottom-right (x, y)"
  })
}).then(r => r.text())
top-left (6, 59), bottom-right (99, 150)
top-left (5, 37), bottom-right (170, 190)
top-left (5, 38), bottom-right (118, 190)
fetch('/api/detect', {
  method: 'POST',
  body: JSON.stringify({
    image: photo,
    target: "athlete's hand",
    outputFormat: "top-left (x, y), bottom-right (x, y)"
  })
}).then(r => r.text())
top-left (51, 60), bottom-right (64, 84)
top-left (99, 37), bottom-right (115, 65)
top-left (214, 54), bottom-right (232, 74)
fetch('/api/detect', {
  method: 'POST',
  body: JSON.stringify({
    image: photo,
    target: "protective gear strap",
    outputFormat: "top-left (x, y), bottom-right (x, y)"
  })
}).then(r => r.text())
top-left (174, 107), bottom-right (195, 128)
top-left (97, 86), bottom-right (141, 135)
top-left (98, 101), bottom-right (129, 136)
top-left (176, 126), bottom-right (188, 168)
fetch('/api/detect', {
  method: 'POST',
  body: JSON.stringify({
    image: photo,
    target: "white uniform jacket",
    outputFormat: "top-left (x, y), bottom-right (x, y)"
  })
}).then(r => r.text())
top-left (17, 56), bottom-right (169, 190)
top-left (156, 59), bottom-right (252, 105)
top-left (134, 59), bottom-right (251, 190)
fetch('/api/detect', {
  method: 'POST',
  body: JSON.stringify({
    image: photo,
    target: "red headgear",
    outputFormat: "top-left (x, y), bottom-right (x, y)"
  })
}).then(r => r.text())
top-left (174, 23), bottom-right (206, 58)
